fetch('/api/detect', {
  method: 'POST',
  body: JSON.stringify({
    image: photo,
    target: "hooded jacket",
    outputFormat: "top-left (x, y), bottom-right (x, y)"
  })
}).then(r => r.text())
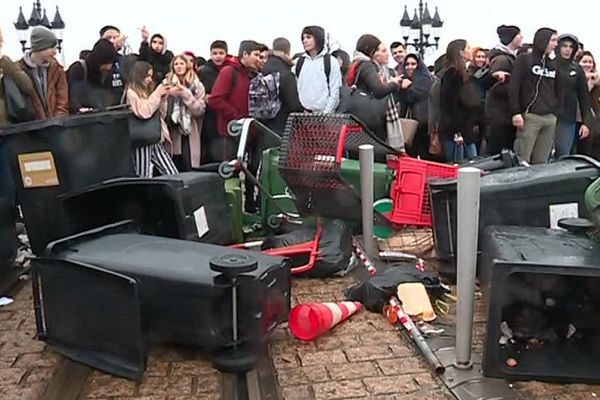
top-left (207, 55), bottom-right (252, 136)
top-left (485, 45), bottom-right (517, 124)
top-left (508, 28), bottom-right (561, 117)
top-left (139, 34), bottom-right (174, 84)
top-left (397, 56), bottom-right (433, 124)
top-left (67, 38), bottom-right (120, 112)
top-left (296, 26), bottom-right (342, 113)
top-left (18, 53), bottom-right (69, 120)
top-left (554, 34), bottom-right (592, 126)
top-left (262, 53), bottom-right (304, 134)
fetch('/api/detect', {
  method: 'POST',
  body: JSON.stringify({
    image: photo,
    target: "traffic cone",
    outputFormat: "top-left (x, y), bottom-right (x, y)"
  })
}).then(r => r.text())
top-left (289, 301), bottom-right (362, 341)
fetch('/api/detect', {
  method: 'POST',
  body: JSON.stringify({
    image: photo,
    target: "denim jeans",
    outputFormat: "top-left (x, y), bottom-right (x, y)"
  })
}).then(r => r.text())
top-left (443, 140), bottom-right (477, 163)
top-left (554, 121), bottom-right (577, 159)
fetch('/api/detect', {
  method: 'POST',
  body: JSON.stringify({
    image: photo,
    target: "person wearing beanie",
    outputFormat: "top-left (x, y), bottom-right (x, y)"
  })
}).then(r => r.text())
top-left (553, 34), bottom-right (592, 158)
top-left (18, 26), bottom-right (68, 120)
top-left (484, 24), bottom-right (523, 155)
top-left (508, 27), bottom-right (560, 164)
top-left (139, 26), bottom-right (174, 84)
top-left (199, 40), bottom-right (228, 164)
top-left (66, 38), bottom-right (120, 113)
top-left (99, 24), bottom-right (127, 96)
top-left (295, 25), bottom-right (342, 113)
top-left (345, 34), bottom-right (404, 147)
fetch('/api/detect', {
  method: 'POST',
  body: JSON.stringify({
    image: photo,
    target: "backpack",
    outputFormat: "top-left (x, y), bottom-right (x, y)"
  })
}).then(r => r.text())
top-left (248, 72), bottom-right (282, 120)
top-left (295, 54), bottom-right (332, 94)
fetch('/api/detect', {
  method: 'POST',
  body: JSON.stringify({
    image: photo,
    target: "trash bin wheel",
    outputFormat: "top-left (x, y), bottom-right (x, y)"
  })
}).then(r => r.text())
top-left (210, 253), bottom-right (258, 277)
top-left (267, 214), bottom-right (282, 230)
top-left (213, 347), bottom-right (257, 373)
top-left (227, 120), bottom-right (243, 137)
top-left (218, 162), bottom-right (236, 179)
top-left (558, 217), bottom-right (595, 234)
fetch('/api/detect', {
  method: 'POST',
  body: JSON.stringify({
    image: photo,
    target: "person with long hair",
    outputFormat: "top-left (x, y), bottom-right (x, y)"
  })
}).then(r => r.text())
top-left (164, 54), bottom-right (207, 171)
top-left (346, 34), bottom-right (404, 149)
top-left (468, 47), bottom-right (491, 151)
top-left (576, 51), bottom-right (600, 156)
top-left (440, 39), bottom-right (478, 162)
top-left (126, 61), bottom-right (177, 178)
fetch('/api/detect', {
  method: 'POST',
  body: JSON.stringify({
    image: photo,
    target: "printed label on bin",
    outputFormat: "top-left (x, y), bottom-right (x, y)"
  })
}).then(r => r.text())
top-left (17, 152), bottom-right (59, 188)
top-left (549, 203), bottom-right (578, 229)
top-left (193, 205), bottom-right (209, 238)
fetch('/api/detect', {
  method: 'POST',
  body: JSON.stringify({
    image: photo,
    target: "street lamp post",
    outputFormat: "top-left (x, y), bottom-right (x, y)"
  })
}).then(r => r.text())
top-left (14, 1), bottom-right (66, 54)
top-left (399, 1), bottom-right (443, 59)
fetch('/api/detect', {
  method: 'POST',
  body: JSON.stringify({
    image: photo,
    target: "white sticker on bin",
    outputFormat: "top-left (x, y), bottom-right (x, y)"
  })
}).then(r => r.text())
top-left (23, 160), bottom-right (52, 172)
top-left (193, 206), bottom-right (209, 238)
top-left (549, 203), bottom-right (579, 229)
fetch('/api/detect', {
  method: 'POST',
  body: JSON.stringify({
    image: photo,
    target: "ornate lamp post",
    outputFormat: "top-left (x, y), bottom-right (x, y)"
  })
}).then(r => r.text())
top-left (14, 1), bottom-right (66, 54)
top-left (399, 1), bottom-right (443, 59)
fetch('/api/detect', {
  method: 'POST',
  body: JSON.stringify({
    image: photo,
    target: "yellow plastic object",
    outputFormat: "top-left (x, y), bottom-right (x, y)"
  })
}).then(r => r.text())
top-left (396, 282), bottom-right (437, 322)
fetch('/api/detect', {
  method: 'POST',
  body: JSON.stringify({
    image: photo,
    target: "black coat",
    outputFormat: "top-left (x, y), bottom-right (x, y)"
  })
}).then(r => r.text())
top-left (199, 60), bottom-right (220, 94)
top-left (439, 67), bottom-right (479, 143)
top-left (398, 65), bottom-right (433, 124)
top-left (351, 61), bottom-right (398, 99)
top-left (556, 59), bottom-right (593, 126)
top-left (138, 41), bottom-right (173, 84)
top-left (485, 48), bottom-right (516, 125)
top-left (261, 54), bottom-right (304, 135)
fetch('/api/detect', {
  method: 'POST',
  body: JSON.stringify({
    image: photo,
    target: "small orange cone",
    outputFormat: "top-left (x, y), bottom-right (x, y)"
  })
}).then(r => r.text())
top-left (289, 301), bottom-right (362, 341)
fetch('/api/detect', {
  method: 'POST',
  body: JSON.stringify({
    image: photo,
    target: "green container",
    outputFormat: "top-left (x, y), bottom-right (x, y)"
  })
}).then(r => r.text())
top-left (260, 148), bottom-right (299, 229)
top-left (339, 159), bottom-right (393, 201)
top-left (224, 177), bottom-right (244, 244)
top-left (585, 177), bottom-right (600, 242)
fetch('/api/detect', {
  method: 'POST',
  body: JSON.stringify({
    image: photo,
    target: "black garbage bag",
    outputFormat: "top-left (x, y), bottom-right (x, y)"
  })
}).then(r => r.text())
top-left (261, 219), bottom-right (354, 278)
top-left (344, 265), bottom-right (446, 312)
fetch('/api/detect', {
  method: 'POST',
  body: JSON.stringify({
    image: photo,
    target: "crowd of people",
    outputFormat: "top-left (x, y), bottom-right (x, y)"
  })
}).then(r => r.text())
top-left (1, 22), bottom-right (599, 207)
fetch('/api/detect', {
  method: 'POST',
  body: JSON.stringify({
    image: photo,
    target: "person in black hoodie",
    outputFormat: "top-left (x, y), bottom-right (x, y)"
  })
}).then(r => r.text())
top-left (67, 38), bottom-right (119, 113)
top-left (262, 37), bottom-right (304, 136)
top-left (485, 25), bottom-right (522, 155)
top-left (139, 27), bottom-right (174, 85)
top-left (508, 28), bottom-right (560, 164)
top-left (554, 34), bottom-right (592, 158)
top-left (199, 40), bottom-right (228, 164)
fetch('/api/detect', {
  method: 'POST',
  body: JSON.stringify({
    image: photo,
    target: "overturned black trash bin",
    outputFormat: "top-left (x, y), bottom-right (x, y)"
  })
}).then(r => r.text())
top-left (0, 195), bottom-right (17, 272)
top-left (480, 225), bottom-right (600, 383)
top-left (430, 156), bottom-right (600, 275)
top-left (35, 221), bottom-right (290, 379)
top-left (61, 172), bottom-right (233, 245)
top-left (2, 111), bottom-right (135, 255)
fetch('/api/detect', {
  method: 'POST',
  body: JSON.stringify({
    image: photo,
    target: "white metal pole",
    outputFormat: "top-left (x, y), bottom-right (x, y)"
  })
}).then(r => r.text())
top-left (454, 167), bottom-right (481, 369)
top-left (359, 145), bottom-right (375, 258)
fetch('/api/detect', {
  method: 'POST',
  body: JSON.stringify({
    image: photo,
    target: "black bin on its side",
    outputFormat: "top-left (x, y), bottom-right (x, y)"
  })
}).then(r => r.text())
top-left (430, 156), bottom-right (600, 268)
top-left (41, 222), bottom-right (290, 371)
top-left (0, 196), bottom-right (16, 271)
top-left (2, 111), bottom-right (135, 255)
top-left (480, 225), bottom-right (600, 383)
top-left (62, 172), bottom-right (233, 245)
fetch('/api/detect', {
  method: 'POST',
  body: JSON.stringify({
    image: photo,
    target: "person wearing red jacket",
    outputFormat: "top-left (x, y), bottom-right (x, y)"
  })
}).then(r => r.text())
top-left (207, 40), bottom-right (261, 162)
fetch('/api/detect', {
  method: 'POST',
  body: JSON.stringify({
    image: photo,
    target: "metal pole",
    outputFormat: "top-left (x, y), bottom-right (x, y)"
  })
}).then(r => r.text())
top-left (454, 167), bottom-right (481, 369)
top-left (418, 0), bottom-right (425, 59)
top-left (359, 145), bottom-right (375, 259)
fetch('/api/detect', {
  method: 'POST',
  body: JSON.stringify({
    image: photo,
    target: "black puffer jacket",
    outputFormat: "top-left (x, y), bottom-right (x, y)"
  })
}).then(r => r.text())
top-left (261, 54), bottom-right (304, 135)
top-left (397, 60), bottom-right (432, 124)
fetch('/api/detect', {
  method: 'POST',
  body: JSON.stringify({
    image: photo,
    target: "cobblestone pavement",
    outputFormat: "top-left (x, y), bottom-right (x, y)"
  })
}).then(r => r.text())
top-left (4, 275), bottom-right (600, 399)
top-left (0, 282), bottom-right (63, 400)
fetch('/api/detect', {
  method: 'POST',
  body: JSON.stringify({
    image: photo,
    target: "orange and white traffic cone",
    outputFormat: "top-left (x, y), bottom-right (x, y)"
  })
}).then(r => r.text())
top-left (288, 301), bottom-right (363, 341)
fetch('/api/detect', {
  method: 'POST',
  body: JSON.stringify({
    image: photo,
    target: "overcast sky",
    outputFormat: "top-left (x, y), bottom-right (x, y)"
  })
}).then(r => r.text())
top-left (3, 0), bottom-right (600, 67)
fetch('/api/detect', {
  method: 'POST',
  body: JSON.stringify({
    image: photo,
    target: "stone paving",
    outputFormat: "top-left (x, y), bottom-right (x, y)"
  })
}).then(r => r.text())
top-left (4, 274), bottom-right (600, 399)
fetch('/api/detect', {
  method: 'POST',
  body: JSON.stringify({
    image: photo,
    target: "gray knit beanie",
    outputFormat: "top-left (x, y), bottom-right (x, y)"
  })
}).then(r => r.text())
top-left (30, 26), bottom-right (58, 52)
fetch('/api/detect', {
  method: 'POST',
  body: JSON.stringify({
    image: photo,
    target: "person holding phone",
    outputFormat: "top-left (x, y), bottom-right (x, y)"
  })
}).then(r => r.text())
top-left (126, 61), bottom-right (177, 178)
top-left (164, 55), bottom-right (206, 171)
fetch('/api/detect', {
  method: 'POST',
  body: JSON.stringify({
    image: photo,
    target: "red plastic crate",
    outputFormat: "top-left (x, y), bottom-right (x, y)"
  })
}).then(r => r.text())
top-left (388, 157), bottom-right (458, 226)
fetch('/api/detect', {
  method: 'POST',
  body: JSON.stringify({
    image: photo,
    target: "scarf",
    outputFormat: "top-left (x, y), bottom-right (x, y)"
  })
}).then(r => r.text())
top-left (379, 63), bottom-right (404, 151)
top-left (169, 75), bottom-right (198, 136)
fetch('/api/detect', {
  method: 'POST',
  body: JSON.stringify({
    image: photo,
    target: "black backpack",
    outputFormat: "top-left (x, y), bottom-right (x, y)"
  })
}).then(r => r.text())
top-left (295, 54), bottom-right (332, 94)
